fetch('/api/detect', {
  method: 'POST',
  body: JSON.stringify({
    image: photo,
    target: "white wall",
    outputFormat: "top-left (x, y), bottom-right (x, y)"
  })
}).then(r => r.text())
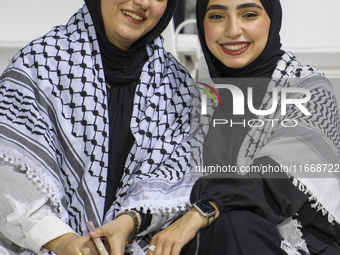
top-left (0, 0), bottom-right (84, 43)
top-left (281, 0), bottom-right (340, 49)
top-left (0, 0), bottom-right (84, 72)
top-left (280, 0), bottom-right (340, 77)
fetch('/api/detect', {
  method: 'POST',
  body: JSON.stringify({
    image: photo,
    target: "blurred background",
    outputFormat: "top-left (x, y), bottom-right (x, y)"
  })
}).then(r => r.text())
top-left (1, 0), bottom-right (339, 81)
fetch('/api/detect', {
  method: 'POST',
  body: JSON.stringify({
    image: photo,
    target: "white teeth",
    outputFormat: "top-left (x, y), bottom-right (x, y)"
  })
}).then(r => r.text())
top-left (122, 10), bottom-right (144, 21)
top-left (223, 43), bottom-right (248, 51)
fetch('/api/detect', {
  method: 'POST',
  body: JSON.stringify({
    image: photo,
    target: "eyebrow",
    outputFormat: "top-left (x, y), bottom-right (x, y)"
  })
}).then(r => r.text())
top-left (206, 4), bottom-right (228, 12)
top-left (206, 2), bottom-right (263, 12)
top-left (237, 3), bottom-right (263, 10)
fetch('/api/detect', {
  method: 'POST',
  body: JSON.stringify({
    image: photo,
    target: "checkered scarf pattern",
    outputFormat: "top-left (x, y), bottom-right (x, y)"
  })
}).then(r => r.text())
top-left (0, 5), bottom-right (199, 252)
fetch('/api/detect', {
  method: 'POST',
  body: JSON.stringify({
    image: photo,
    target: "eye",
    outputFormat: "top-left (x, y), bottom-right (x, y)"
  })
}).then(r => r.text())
top-left (242, 12), bottom-right (258, 18)
top-left (208, 14), bottom-right (225, 20)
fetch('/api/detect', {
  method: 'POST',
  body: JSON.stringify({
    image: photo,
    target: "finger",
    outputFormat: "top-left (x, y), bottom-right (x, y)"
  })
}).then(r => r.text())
top-left (159, 242), bottom-right (172, 255)
top-left (74, 235), bottom-right (100, 255)
top-left (88, 227), bottom-right (112, 254)
top-left (156, 238), bottom-right (182, 255)
top-left (79, 248), bottom-right (98, 255)
top-left (147, 243), bottom-right (157, 255)
top-left (147, 235), bottom-right (157, 255)
top-left (89, 228), bottom-right (104, 239)
top-left (104, 237), bottom-right (112, 254)
top-left (89, 222), bottom-right (115, 239)
top-left (152, 238), bottom-right (165, 255)
top-left (170, 243), bottom-right (183, 255)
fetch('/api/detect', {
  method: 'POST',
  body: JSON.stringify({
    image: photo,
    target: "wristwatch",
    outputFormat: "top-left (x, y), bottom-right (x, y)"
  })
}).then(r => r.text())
top-left (192, 200), bottom-right (216, 227)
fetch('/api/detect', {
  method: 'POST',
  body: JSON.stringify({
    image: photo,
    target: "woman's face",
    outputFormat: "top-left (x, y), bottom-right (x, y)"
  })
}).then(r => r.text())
top-left (101, 0), bottom-right (167, 50)
top-left (204, 0), bottom-right (270, 69)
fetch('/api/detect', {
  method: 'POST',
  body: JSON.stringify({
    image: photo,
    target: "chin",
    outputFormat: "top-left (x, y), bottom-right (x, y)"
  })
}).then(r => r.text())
top-left (222, 60), bottom-right (248, 70)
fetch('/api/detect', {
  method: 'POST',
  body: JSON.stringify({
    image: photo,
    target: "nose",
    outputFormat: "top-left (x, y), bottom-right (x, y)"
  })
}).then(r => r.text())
top-left (225, 17), bottom-right (242, 39)
top-left (133, 0), bottom-right (151, 10)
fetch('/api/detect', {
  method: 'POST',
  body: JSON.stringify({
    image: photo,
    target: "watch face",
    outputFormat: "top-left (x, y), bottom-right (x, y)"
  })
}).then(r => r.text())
top-left (196, 200), bottom-right (215, 214)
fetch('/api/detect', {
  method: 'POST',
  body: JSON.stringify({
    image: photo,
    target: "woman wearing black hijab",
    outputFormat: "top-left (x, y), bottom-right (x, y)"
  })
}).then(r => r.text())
top-left (0, 0), bottom-right (200, 254)
top-left (147, 0), bottom-right (340, 254)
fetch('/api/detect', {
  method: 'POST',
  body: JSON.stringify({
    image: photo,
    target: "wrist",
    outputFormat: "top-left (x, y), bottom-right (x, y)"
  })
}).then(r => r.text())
top-left (189, 207), bottom-right (209, 229)
top-left (191, 200), bottom-right (219, 228)
top-left (115, 211), bottom-right (141, 243)
top-left (115, 214), bottom-right (134, 237)
top-left (209, 201), bottom-right (220, 218)
top-left (44, 233), bottom-right (78, 254)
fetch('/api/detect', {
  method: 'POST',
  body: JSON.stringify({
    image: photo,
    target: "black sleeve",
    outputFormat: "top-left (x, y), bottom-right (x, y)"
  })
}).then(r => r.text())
top-left (132, 209), bottom-right (152, 233)
top-left (190, 156), bottom-right (308, 225)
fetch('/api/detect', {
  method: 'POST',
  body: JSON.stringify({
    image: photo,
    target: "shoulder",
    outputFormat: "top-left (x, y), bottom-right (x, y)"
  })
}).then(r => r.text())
top-left (40, 4), bottom-right (92, 44)
top-left (274, 51), bottom-right (324, 78)
top-left (6, 4), bottom-right (101, 87)
top-left (273, 51), bottom-right (335, 94)
top-left (11, 5), bottom-right (94, 66)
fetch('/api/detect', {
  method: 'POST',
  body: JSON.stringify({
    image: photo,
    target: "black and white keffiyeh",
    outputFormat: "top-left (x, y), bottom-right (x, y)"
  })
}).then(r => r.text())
top-left (195, 0), bottom-right (340, 252)
top-left (240, 51), bottom-right (340, 208)
top-left (0, 5), bottom-right (200, 253)
top-left (239, 52), bottom-right (340, 253)
top-left (201, 52), bottom-right (340, 254)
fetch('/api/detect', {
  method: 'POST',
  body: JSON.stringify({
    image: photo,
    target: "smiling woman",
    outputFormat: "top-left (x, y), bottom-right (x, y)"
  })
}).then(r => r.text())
top-left (100, 0), bottom-right (167, 49)
top-left (0, 0), bottom-right (200, 254)
top-left (203, 0), bottom-right (270, 69)
top-left (147, 0), bottom-right (340, 255)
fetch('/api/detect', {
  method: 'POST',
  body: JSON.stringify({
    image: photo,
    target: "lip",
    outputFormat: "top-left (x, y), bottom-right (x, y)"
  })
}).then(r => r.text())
top-left (220, 41), bottom-right (251, 56)
top-left (121, 9), bottom-right (147, 24)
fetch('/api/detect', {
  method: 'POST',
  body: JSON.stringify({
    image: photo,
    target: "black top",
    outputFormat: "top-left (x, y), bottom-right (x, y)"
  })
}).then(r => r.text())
top-left (84, 0), bottom-right (179, 229)
top-left (194, 0), bottom-right (340, 252)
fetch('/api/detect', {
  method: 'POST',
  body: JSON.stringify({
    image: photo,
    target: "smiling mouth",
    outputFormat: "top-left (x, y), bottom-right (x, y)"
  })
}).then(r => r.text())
top-left (220, 43), bottom-right (251, 55)
top-left (222, 43), bottom-right (249, 51)
top-left (122, 10), bottom-right (145, 21)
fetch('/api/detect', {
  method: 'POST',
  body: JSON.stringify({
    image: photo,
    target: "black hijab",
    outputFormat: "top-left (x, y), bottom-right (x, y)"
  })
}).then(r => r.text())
top-left (85, 0), bottom-right (177, 84)
top-left (83, 0), bottom-right (178, 215)
top-left (196, 0), bottom-right (284, 79)
top-left (198, 0), bottom-right (285, 168)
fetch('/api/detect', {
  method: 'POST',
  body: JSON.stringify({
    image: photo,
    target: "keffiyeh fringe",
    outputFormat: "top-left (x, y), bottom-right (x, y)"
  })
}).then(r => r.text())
top-left (290, 175), bottom-right (337, 224)
top-left (0, 149), bottom-right (65, 220)
top-left (0, 4), bottom-right (200, 254)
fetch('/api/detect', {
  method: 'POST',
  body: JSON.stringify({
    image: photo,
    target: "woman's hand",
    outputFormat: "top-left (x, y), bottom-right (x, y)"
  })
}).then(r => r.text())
top-left (147, 202), bottom-right (219, 255)
top-left (146, 209), bottom-right (204, 255)
top-left (44, 232), bottom-right (100, 255)
top-left (89, 214), bottom-right (134, 255)
top-left (44, 214), bottom-right (134, 255)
